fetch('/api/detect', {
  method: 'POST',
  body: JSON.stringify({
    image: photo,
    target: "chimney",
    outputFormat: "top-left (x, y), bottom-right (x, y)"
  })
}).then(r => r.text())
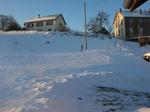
top-left (119, 8), bottom-right (122, 12)
top-left (38, 14), bottom-right (40, 18)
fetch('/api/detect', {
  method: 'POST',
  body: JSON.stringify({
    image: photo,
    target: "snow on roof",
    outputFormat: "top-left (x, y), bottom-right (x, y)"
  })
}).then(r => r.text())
top-left (120, 10), bottom-right (150, 18)
top-left (24, 14), bottom-right (61, 23)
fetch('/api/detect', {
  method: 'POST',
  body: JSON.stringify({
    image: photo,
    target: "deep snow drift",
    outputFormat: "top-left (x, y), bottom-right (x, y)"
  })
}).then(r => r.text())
top-left (0, 31), bottom-right (150, 112)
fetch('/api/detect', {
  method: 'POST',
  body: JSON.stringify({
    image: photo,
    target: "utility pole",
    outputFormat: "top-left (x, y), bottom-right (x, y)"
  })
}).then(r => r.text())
top-left (84, 1), bottom-right (88, 49)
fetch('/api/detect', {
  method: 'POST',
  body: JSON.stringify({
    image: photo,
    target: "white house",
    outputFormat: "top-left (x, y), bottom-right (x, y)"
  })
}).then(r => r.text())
top-left (24, 14), bottom-right (67, 31)
top-left (113, 9), bottom-right (150, 40)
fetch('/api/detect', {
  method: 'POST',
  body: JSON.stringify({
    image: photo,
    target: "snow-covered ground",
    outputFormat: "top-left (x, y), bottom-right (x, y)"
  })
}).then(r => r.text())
top-left (0, 31), bottom-right (150, 112)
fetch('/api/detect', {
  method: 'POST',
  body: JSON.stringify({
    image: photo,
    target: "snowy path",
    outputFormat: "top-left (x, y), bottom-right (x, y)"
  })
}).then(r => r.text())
top-left (0, 32), bottom-right (150, 112)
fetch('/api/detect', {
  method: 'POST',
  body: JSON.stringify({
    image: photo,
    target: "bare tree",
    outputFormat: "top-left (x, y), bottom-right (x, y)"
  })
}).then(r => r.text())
top-left (88, 11), bottom-right (110, 34)
top-left (7, 15), bottom-right (21, 31)
top-left (0, 15), bottom-right (21, 31)
top-left (88, 17), bottom-right (98, 34)
top-left (0, 15), bottom-right (8, 30)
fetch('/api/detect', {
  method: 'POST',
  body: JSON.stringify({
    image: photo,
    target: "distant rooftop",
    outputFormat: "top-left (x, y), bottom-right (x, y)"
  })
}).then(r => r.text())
top-left (24, 14), bottom-right (62, 23)
top-left (119, 10), bottom-right (150, 18)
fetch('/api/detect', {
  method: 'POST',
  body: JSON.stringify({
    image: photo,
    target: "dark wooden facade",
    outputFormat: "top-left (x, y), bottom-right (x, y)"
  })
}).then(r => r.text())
top-left (125, 17), bottom-right (150, 40)
top-left (114, 10), bottom-right (150, 40)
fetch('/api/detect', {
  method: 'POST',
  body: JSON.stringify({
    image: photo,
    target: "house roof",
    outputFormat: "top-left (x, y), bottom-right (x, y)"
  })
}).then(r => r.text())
top-left (24, 14), bottom-right (67, 25)
top-left (124, 0), bottom-right (148, 11)
top-left (120, 10), bottom-right (150, 18)
top-left (113, 10), bottom-right (150, 24)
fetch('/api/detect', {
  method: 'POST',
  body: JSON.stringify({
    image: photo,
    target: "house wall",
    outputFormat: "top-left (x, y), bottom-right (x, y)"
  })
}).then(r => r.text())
top-left (25, 20), bottom-right (56, 31)
top-left (114, 11), bottom-right (150, 40)
top-left (114, 13), bottom-right (126, 40)
top-left (24, 16), bottom-right (66, 31)
top-left (125, 17), bottom-right (150, 40)
top-left (55, 16), bottom-right (66, 31)
top-left (114, 15), bottom-right (119, 37)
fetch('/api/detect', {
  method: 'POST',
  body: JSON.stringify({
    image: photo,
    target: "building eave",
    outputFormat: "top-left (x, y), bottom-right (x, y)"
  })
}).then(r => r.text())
top-left (130, 0), bottom-right (148, 11)
top-left (24, 18), bottom-right (56, 24)
top-left (124, 0), bottom-right (133, 9)
top-left (24, 14), bottom-right (67, 26)
top-left (124, 0), bottom-right (148, 11)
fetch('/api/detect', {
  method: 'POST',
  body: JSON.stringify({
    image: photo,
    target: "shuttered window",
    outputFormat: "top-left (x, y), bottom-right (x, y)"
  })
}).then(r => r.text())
top-left (46, 21), bottom-right (53, 26)
top-left (28, 23), bottom-right (34, 28)
top-left (130, 27), bottom-right (133, 33)
top-left (36, 22), bottom-right (43, 26)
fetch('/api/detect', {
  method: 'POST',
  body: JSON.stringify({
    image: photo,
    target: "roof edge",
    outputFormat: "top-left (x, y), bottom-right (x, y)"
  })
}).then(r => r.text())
top-left (24, 14), bottom-right (66, 24)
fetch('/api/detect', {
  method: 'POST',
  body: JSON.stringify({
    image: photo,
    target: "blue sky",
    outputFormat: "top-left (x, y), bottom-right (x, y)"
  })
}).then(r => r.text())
top-left (0, 0), bottom-right (149, 31)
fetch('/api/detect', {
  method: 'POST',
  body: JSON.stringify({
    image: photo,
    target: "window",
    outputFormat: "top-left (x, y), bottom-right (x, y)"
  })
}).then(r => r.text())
top-left (139, 19), bottom-right (143, 27)
top-left (130, 27), bottom-right (133, 33)
top-left (139, 18), bottom-right (143, 23)
top-left (59, 23), bottom-right (62, 26)
top-left (28, 23), bottom-right (34, 28)
top-left (36, 22), bottom-right (43, 27)
top-left (46, 21), bottom-right (53, 26)
top-left (118, 30), bottom-right (120, 36)
top-left (139, 27), bottom-right (143, 34)
top-left (121, 28), bottom-right (124, 36)
top-left (121, 20), bottom-right (123, 26)
top-left (129, 19), bottom-right (133, 24)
